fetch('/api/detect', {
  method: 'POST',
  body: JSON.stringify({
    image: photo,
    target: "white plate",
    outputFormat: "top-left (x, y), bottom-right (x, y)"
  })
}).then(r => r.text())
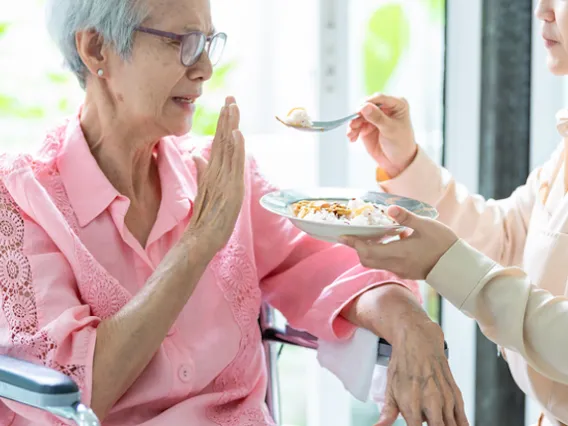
top-left (259, 188), bottom-right (438, 243)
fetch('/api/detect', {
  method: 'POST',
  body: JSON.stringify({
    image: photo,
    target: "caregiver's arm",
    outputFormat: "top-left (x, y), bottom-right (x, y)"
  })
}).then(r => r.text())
top-left (428, 239), bottom-right (568, 385)
top-left (348, 93), bottom-right (562, 267)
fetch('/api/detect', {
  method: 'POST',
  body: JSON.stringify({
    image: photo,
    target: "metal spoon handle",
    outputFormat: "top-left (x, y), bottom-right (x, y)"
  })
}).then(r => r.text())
top-left (311, 112), bottom-right (360, 128)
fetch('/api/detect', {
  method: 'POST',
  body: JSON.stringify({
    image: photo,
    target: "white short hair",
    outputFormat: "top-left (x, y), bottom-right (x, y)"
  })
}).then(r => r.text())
top-left (46, 0), bottom-right (149, 88)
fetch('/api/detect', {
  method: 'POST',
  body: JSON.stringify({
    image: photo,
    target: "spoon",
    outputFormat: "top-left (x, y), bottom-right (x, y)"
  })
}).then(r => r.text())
top-left (275, 112), bottom-right (360, 133)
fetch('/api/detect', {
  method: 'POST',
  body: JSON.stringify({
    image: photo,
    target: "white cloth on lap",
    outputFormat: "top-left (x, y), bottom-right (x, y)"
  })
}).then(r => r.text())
top-left (316, 327), bottom-right (388, 404)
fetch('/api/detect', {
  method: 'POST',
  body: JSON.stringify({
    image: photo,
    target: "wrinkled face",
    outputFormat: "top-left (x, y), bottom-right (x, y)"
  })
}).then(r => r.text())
top-left (536, 0), bottom-right (568, 75)
top-left (99, 0), bottom-right (215, 137)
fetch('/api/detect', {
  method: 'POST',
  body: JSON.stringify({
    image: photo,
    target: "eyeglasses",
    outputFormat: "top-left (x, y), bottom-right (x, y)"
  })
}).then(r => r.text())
top-left (135, 26), bottom-right (227, 67)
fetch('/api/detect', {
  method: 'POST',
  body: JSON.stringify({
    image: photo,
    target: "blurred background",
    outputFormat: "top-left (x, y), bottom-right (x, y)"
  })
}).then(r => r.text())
top-left (0, 0), bottom-right (565, 425)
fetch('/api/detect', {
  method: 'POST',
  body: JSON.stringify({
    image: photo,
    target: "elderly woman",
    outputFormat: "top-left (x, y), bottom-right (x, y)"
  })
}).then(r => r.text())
top-left (343, 1), bottom-right (568, 425)
top-left (0, 0), bottom-right (467, 425)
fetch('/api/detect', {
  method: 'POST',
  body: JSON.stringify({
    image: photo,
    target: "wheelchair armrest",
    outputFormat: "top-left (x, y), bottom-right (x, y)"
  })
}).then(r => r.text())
top-left (377, 338), bottom-right (449, 363)
top-left (0, 355), bottom-right (80, 409)
top-left (261, 325), bottom-right (318, 350)
top-left (377, 337), bottom-right (449, 356)
top-left (262, 327), bottom-right (449, 363)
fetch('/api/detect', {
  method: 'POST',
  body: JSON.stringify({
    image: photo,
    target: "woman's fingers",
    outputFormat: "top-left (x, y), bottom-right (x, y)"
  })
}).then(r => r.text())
top-left (399, 228), bottom-right (413, 239)
top-left (225, 96), bottom-right (238, 135)
top-left (231, 129), bottom-right (246, 178)
top-left (228, 103), bottom-right (240, 141)
top-left (443, 408), bottom-right (459, 426)
top-left (347, 117), bottom-right (366, 142)
top-left (422, 403), bottom-right (445, 426)
top-left (220, 103), bottom-right (240, 177)
top-left (210, 106), bottom-right (228, 167)
top-left (359, 103), bottom-right (391, 129)
top-left (340, 234), bottom-right (414, 276)
top-left (192, 154), bottom-right (208, 182)
top-left (222, 105), bottom-right (236, 162)
top-left (349, 117), bottom-right (365, 130)
top-left (347, 130), bottom-right (359, 143)
top-left (186, 96), bottom-right (245, 252)
top-left (374, 393), bottom-right (400, 426)
top-left (225, 95), bottom-right (235, 107)
top-left (210, 99), bottom-right (244, 199)
top-left (365, 93), bottom-right (406, 110)
top-left (211, 98), bottom-right (240, 176)
top-left (226, 102), bottom-right (239, 140)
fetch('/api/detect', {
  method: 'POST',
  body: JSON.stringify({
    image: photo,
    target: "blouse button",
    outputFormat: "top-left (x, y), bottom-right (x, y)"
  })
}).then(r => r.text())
top-left (178, 363), bottom-right (193, 383)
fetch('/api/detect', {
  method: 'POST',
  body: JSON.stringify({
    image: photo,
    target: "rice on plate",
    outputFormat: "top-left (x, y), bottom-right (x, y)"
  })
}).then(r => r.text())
top-left (291, 198), bottom-right (398, 226)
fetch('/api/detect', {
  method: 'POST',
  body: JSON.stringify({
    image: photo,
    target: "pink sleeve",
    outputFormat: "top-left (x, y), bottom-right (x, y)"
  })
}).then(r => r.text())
top-left (380, 144), bottom-right (563, 267)
top-left (249, 158), bottom-right (420, 342)
top-left (0, 206), bottom-right (99, 425)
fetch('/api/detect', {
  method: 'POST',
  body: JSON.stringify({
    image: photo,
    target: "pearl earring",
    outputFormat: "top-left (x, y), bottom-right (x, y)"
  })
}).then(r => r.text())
top-left (97, 69), bottom-right (104, 77)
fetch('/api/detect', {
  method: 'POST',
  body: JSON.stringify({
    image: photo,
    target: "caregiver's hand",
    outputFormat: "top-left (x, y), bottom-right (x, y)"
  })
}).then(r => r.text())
top-left (340, 206), bottom-right (459, 280)
top-left (347, 93), bottom-right (418, 179)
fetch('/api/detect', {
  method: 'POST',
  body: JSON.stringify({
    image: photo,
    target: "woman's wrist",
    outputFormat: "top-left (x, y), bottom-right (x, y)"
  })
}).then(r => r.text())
top-left (389, 314), bottom-right (444, 350)
top-left (181, 228), bottom-right (220, 265)
top-left (376, 288), bottom-right (439, 347)
top-left (378, 144), bottom-right (419, 181)
top-left (342, 283), bottom-right (436, 346)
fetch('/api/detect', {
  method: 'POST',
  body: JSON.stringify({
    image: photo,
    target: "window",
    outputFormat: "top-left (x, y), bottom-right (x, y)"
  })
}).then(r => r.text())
top-left (346, 0), bottom-right (445, 327)
top-left (205, 0), bottom-right (320, 189)
top-left (346, 1), bottom-right (445, 423)
top-left (0, 3), bottom-right (84, 152)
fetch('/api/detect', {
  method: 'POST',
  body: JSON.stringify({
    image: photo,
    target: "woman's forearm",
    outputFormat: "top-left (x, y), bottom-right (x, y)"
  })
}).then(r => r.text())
top-left (341, 283), bottom-right (443, 347)
top-left (380, 147), bottom-right (538, 267)
top-left (90, 234), bottom-right (212, 420)
top-left (427, 240), bottom-right (568, 384)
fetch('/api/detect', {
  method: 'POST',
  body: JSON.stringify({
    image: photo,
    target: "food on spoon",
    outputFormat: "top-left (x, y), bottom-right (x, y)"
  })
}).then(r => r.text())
top-left (291, 198), bottom-right (397, 226)
top-left (283, 107), bottom-right (313, 127)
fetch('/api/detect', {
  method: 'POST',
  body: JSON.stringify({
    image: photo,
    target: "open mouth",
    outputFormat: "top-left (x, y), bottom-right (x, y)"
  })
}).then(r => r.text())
top-left (173, 97), bottom-right (196, 104)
